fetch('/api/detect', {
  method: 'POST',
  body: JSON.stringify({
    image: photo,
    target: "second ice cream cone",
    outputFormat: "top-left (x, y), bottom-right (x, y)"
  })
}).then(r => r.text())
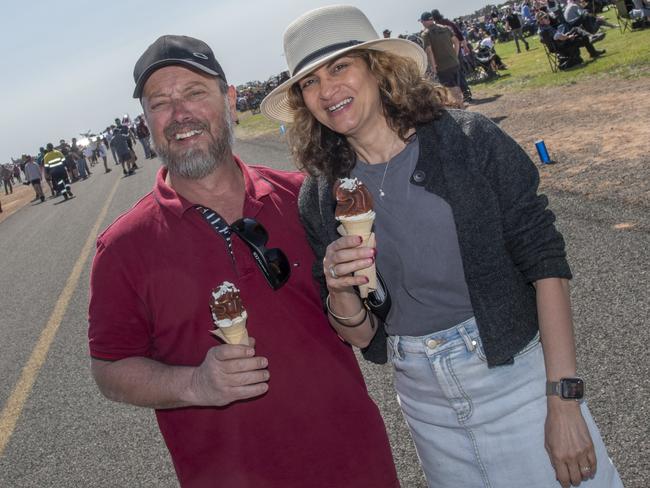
top-left (339, 217), bottom-right (377, 298)
top-left (212, 316), bottom-right (249, 345)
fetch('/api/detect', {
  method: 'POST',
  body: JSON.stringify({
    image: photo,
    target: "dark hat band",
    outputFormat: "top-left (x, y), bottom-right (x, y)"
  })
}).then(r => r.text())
top-left (292, 40), bottom-right (363, 76)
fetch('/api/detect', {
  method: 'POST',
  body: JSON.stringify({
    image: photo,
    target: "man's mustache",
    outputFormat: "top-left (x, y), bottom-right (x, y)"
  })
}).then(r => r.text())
top-left (164, 121), bottom-right (209, 139)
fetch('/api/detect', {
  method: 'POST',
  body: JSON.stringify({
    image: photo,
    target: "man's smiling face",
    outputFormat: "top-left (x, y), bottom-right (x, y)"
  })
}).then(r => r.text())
top-left (142, 65), bottom-right (235, 179)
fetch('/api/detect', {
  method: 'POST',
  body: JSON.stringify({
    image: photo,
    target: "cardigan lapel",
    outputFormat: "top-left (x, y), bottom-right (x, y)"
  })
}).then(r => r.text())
top-left (317, 176), bottom-right (339, 242)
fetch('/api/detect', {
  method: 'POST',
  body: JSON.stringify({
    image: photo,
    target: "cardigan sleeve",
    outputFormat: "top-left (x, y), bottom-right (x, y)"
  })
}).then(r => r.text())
top-left (298, 176), bottom-right (388, 364)
top-left (298, 176), bottom-right (329, 306)
top-left (469, 114), bottom-right (572, 282)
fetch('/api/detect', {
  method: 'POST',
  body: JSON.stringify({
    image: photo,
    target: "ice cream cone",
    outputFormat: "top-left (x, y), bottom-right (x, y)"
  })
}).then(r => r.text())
top-left (211, 316), bottom-right (249, 345)
top-left (340, 214), bottom-right (374, 242)
top-left (339, 215), bottom-right (377, 298)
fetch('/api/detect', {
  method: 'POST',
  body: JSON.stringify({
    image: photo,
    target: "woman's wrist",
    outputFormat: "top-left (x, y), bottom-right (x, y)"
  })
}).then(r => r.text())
top-left (326, 293), bottom-right (368, 327)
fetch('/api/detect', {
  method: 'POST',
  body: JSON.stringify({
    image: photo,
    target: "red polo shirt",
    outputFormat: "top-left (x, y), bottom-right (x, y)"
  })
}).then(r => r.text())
top-left (88, 157), bottom-right (398, 488)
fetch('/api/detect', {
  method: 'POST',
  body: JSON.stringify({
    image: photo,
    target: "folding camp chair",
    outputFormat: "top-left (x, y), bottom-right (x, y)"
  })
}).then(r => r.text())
top-left (614, 0), bottom-right (634, 32)
top-left (542, 41), bottom-right (560, 73)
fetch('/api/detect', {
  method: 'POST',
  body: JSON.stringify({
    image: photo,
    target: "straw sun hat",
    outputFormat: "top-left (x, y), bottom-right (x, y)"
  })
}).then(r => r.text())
top-left (260, 4), bottom-right (427, 124)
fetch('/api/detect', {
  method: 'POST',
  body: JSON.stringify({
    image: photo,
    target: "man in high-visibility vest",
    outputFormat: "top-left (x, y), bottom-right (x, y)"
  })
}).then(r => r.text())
top-left (43, 143), bottom-right (73, 199)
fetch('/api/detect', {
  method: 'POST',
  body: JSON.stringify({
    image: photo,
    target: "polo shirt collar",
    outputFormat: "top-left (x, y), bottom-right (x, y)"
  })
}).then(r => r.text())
top-left (153, 154), bottom-right (274, 218)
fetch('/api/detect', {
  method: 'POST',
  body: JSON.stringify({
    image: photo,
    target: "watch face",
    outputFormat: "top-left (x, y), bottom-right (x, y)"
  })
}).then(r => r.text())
top-left (561, 378), bottom-right (584, 399)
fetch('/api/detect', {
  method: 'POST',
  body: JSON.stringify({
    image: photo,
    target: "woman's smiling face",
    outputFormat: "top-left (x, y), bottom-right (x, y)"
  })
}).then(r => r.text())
top-left (298, 54), bottom-right (384, 140)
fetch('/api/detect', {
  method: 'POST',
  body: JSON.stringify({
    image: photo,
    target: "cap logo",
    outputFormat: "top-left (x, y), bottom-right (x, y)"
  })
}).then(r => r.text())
top-left (193, 52), bottom-right (208, 60)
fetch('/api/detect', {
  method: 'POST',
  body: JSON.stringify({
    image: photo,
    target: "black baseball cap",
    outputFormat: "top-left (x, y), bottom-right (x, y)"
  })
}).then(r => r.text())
top-left (132, 35), bottom-right (227, 99)
top-left (420, 12), bottom-right (433, 21)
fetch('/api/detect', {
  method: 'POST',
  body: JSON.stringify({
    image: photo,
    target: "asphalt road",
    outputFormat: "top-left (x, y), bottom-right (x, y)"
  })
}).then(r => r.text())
top-left (0, 138), bottom-right (647, 488)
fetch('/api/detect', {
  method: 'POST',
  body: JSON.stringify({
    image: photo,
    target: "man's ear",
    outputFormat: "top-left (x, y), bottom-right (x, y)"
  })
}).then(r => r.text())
top-left (227, 85), bottom-right (237, 120)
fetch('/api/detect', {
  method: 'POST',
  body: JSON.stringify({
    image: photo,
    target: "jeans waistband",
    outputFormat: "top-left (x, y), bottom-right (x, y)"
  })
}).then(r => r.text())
top-left (388, 316), bottom-right (479, 359)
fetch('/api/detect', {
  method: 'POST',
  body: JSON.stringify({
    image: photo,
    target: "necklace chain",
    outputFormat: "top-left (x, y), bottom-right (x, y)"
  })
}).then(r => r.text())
top-left (378, 161), bottom-right (390, 198)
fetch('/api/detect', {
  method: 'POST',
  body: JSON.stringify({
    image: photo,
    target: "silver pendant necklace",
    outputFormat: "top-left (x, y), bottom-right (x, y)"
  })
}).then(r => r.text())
top-left (378, 160), bottom-right (390, 198)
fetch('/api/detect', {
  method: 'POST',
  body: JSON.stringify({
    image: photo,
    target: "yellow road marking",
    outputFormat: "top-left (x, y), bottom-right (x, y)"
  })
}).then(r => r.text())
top-left (0, 177), bottom-right (122, 456)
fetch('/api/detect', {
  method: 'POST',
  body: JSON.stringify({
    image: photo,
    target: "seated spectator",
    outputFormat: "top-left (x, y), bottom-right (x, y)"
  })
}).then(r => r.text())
top-left (537, 12), bottom-right (605, 69)
top-left (478, 30), bottom-right (508, 70)
top-left (520, 1), bottom-right (538, 35)
top-left (564, 0), bottom-right (618, 33)
top-left (547, 0), bottom-right (567, 24)
top-left (631, 0), bottom-right (650, 21)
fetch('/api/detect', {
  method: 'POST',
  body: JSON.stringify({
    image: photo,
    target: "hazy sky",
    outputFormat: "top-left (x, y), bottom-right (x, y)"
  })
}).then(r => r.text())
top-left (2, 0), bottom-right (489, 161)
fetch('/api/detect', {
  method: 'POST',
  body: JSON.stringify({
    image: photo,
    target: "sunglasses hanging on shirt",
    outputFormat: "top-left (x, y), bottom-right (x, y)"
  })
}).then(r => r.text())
top-left (230, 218), bottom-right (291, 290)
top-left (196, 208), bottom-right (291, 290)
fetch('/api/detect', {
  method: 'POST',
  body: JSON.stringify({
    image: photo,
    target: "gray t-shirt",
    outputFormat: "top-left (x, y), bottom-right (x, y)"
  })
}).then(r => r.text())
top-left (351, 136), bottom-right (474, 336)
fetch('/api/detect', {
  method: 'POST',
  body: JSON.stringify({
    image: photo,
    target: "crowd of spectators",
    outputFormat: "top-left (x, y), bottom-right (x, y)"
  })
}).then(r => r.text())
top-left (208, 0), bottom-right (648, 119)
top-left (1, 115), bottom-right (154, 213)
top-left (229, 1), bottom-right (628, 113)
top-left (2, 1), bottom-right (645, 215)
top-left (236, 71), bottom-right (289, 113)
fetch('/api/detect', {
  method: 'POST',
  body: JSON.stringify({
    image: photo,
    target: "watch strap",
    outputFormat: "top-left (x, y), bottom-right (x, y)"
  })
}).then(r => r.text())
top-left (546, 381), bottom-right (561, 396)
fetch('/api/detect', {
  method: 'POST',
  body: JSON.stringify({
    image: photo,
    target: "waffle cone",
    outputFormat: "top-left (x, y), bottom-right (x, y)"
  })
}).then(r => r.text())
top-left (338, 217), bottom-right (377, 299)
top-left (340, 217), bottom-right (374, 242)
top-left (212, 317), bottom-right (249, 345)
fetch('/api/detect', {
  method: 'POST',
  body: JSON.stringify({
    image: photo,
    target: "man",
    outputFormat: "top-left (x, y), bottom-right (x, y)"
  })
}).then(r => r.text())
top-left (43, 143), bottom-right (73, 198)
top-left (431, 9), bottom-right (473, 102)
top-left (95, 138), bottom-right (111, 173)
top-left (36, 146), bottom-right (54, 197)
top-left (505, 6), bottom-right (530, 53)
top-left (631, 0), bottom-right (650, 21)
top-left (135, 117), bottom-right (154, 158)
top-left (537, 11), bottom-right (605, 66)
top-left (382, 28), bottom-right (391, 38)
top-left (564, 0), bottom-right (618, 32)
top-left (57, 138), bottom-right (71, 155)
top-left (114, 118), bottom-right (139, 169)
top-left (105, 126), bottom-right (120, 165)
top-left (74, 137), bottom-right (93, 175)
top-left (520, 0), bottom-right (537, 34)
top-left (418, 11), bottom-right (434, 54)
top-left (1, 164), bottom-right (12, 195)
top-left (24, 155), bottom-right (45, 203)
top-left (109, 125), bottom-right (135, 175)
top-left (88, 35), bottom-right (398, 488)
top-left (421, 11), bottom-right (464, 106)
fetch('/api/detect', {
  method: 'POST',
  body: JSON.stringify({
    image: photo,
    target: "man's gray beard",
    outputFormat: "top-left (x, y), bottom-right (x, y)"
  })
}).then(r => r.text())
top-left (155, 99), bottom-right (234, 180)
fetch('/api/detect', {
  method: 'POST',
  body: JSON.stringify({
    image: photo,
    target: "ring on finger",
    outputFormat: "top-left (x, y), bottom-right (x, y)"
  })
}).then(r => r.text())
top-left (581, 466), bottom-right (591, 472)
top-left (328, 264), bottom-right (338, 279)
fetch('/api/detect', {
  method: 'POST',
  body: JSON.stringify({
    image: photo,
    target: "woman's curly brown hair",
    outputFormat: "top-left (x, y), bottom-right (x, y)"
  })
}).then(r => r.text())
top-left (287, 49), bottom-right (452, 182)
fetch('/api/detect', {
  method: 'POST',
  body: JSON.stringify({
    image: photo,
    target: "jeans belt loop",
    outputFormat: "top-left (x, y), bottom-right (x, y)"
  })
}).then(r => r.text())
top-left (457, 324), bottom-right (477, 352)
top-left (391, 335), bottom-right (404, 360)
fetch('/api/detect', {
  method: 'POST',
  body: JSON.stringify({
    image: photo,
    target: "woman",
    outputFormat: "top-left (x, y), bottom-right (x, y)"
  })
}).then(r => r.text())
top-left (261, 5), bottom-right (622, 488)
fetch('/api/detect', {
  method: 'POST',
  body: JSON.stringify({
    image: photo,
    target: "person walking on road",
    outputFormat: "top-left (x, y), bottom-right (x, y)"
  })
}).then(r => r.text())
top-left (261, 5), bottom-right (623, 488)
top-left (43, 143), bottom-right (73, 198)
top-left (24, 155), bottom-right (45, 202)
top-left (96, 139), bottom-right (111, 173)
top-left (106, 127), bottom-right (120, 165)
top-left (1, 164), bottom-right (13, 195)
top-left (109, 127), bottom-right (135, 175)
top-left (88, 34), bottom-right (398, 488)
top-left (135, 116), bottom-right (154, 158)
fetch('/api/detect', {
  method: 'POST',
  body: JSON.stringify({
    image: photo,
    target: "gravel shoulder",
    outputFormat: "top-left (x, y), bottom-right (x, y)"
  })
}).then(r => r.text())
top-left (468, 78), bottom-right (650, 210)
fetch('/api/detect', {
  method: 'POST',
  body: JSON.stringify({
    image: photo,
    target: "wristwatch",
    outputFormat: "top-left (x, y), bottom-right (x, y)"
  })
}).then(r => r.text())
top-left (546, 377), bottom-right (585, 401)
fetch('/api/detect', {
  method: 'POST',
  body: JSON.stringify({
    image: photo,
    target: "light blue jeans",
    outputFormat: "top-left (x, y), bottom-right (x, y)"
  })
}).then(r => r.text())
top-left (388, 317), bottom-right (623, 488)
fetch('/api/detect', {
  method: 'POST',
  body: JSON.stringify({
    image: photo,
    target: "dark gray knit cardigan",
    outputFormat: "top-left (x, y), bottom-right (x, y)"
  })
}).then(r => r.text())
top-left (298, 109), bottom-right (572, 367)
